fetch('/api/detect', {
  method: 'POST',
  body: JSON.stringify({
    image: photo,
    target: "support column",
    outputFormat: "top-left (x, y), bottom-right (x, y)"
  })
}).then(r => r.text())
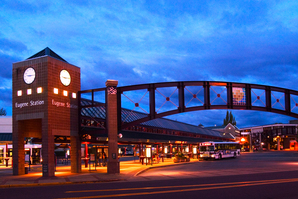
top-left (5, 143), bottom-right (9, 167)
top-left (106, 80), bottom-right (119, 174)
top-left (84, 143), bottom-right (88, 167)
top-left (13, 121), bottom-right (25, 175)
top-left (42, 131), bottom-right (55, 177)
top-left (71, 136), bottom-right (81, 173)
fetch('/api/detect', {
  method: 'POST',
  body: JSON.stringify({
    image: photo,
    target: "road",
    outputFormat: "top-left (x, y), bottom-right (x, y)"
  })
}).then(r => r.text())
top-left (1, 151), bottom-right (298, 199)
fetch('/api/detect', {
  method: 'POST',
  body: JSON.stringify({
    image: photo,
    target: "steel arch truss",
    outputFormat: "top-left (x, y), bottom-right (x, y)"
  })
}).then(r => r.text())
top-left (79, 81), bottom-right (298, 130)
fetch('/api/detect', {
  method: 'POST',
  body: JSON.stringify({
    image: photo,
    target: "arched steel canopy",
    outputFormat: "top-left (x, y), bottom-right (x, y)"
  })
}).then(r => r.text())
top-left (115, 81), bottom-right (298, 129)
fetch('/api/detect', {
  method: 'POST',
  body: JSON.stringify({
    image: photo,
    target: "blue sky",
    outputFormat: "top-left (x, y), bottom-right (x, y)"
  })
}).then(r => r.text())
top-left (1, 0), bottom-right (298, 128)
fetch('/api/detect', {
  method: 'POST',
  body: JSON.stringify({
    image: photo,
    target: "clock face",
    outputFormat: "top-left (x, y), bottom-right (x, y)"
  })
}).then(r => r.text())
top-left (60, 70), bottom-right (71, 86)
top-left (24, 67), bottom-right (36, 84)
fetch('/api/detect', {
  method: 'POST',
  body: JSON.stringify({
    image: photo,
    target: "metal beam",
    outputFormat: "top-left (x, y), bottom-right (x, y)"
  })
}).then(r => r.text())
top-left (204, 81), bottom-right (210, 109)
top-left (178, 82), bottom-right (185, 113)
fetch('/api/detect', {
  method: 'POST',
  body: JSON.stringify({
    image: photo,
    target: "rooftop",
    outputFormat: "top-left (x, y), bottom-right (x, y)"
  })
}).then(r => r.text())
top-left (27, 47), bottom-right (68, 63)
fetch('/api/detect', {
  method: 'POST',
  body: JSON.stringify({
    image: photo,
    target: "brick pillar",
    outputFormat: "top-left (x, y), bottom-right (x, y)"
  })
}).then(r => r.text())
top-left (13, 121), bottom-right (25, 175)
top-left (42, 121), bottom-right (55, 177)
top-left (71, 136), bottom-right (81, 173)
top-left (106, 80), bottom-right (119, 174)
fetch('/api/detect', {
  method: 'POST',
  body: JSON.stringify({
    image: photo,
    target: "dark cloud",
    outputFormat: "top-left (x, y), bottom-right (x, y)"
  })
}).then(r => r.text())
top-left (0, 38), bottom-right (27, 79)
top-left (0, 38), bottom-right (27, 52)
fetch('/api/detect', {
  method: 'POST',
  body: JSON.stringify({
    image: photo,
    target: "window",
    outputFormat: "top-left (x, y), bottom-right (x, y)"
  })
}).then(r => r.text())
top-left (54, 88), bottom-right (58, 94)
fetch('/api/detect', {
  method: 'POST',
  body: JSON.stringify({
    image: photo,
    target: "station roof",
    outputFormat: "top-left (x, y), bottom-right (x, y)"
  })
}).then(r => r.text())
top-left (0, 133), bottom-right (12, 144)
top-left (80, 99), bottom-right (233, 139)
top-left (27, 47), bottom-right (68, 63)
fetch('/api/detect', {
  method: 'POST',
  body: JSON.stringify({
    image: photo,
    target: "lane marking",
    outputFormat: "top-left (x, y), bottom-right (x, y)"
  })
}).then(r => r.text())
top-left (57, 178), bottom-right (298, 199)
top-left (65, 178), bottom-right (298, 193)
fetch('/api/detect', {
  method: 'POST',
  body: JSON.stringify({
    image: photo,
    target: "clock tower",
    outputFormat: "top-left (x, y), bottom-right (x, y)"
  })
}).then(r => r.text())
top-left (12, 47), bottom-right (81, 176)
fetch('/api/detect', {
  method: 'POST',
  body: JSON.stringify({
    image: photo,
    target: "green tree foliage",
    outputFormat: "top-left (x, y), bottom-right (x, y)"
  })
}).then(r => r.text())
top-left (0, 108), bottom-right (7, 116)
top-left (223, 110), bottom-right (236, 126)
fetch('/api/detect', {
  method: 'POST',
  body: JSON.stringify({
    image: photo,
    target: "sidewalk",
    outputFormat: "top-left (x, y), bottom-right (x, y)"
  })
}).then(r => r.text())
top-left (0, 158), bottom-right (199, 188)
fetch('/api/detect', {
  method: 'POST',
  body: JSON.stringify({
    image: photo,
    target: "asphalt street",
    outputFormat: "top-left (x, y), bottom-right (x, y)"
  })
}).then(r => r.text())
top-left (1, 151), bottom-right (298, 199)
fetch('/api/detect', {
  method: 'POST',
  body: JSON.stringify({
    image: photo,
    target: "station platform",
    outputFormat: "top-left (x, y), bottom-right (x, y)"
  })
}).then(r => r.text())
top-left (0, 157), bottom-right (199, 188)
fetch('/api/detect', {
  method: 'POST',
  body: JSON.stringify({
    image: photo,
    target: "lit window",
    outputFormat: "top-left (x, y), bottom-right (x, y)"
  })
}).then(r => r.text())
top-left (72, 92), bottom-right (76, 99)
top-left (54, 88), bottom-right (58, 94)
top-left (27, 89), bottom-right (32, 95)
top-left (63, 90), bottom-right (68, 96)
top-left (17, 90), bottom-right (22, 96)
top-left (37, 87), bottom-right (43, 94)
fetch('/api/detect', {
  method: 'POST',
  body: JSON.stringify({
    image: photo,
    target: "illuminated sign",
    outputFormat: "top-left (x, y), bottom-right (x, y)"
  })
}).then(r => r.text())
top-left (52, 99), bottom-right (78, 109)
top-left (15, 99), bottom-right (78, 109)
top-left (233, 87), bottom-right (246, 105)
top-left (15, 100), bottom-right (44, 109)
top-left (175, 141), bottom-right (187, 144)
top-left (201, 142), bottom-right (212, 146)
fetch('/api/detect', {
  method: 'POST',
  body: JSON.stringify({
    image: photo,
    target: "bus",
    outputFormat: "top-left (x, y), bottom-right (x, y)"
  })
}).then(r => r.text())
top-left (199, 141), bottom-right (240, 160)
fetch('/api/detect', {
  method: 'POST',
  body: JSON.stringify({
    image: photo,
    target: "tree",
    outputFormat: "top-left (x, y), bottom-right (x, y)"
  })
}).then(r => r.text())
top-left (0, 108), bottom-right (7, 116)
top-left (223, 110), bottom-right (236, 126)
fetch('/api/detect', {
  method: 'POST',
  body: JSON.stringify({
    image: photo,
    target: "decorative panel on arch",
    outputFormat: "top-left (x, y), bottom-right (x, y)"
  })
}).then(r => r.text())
top-left (232, 87), bottom-right (246, 105)
top-left (251, 88), bottom-right (266, 107)
top-left (271, 91), bottom-right (285, 110)
top-left (155, 87), bottom-right (179, 114)
top-left (210, 86), bottom-right (227, 105)
top-left (121, 89), bottom-right (149, 123)
top-left (184, 86), bottom-right (204, 108)
top-left (290, 94), bottom-right (298, 114)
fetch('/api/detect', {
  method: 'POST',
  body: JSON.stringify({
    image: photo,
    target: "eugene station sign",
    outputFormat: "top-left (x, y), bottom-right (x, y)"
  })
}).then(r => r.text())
top-left (15, 99), bottom-right (78, 109)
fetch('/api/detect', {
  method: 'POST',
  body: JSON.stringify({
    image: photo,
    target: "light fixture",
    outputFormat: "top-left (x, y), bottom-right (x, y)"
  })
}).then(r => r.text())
top-left (27, 89), bottom-right (32, 95)
top-left (72, 92), bottom-right (76, 99)
top-left (63, 90), bottom-right (68, 96)
top-left (37, 87), bottom-right (42, 93)
top-left (54, 88), bottom-right (58, 94)
top-left (17, 90), bottom-right (22, 96)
